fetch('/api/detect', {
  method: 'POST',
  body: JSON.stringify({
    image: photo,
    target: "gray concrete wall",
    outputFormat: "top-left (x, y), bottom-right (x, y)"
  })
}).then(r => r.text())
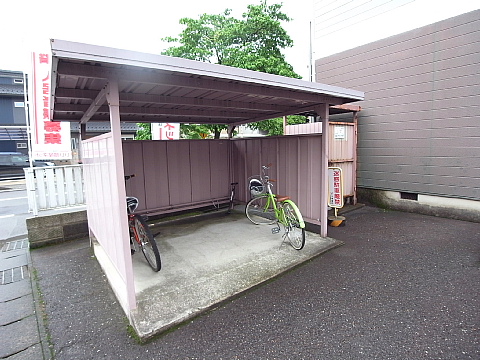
top-left (26, 210), bottom-right (88, 248)
top-left (359, 188), bottom-right (480, 223)
top-left (315, 10), bottom-right (480, 202)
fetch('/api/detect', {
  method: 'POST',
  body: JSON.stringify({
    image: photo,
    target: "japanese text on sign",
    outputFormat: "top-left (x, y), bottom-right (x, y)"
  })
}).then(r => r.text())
top-left (151, 123), bottom-right (180, 140)
top-left (328, 167), bottom-right (344, 208)
top-left (31, 51), bottom-right (71, 159)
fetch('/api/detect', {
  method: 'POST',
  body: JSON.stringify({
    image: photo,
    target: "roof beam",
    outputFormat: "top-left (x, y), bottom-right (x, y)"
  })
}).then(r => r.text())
top-left (119, 92), bottom-right (293, 112)
top-left (55, 88), bottom-right (295, 113)
top-left (53, 114), bottom-right (245, 123)
top-left (55, 88), bottom-right (99, 100)
top-left (54, 104), bottom-right (256, 119)
top-left (79, 86), bottom-right (107, 124)
top-left (56, 62), bottom-right (339, 103)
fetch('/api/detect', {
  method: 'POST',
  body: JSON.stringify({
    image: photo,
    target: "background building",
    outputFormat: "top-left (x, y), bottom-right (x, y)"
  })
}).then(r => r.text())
top-left (0, 70), bottom-right (138, 163)
top-left (0, 70), bottom-right (28, 153)
top-left (315, 10), bottom-right (479, 221)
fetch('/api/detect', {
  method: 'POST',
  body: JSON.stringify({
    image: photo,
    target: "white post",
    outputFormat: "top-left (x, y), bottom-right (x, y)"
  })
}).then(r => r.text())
top-left (24, 167), bottom-right (38, 216)
top-left (23, 71), bottom-right (34, 169)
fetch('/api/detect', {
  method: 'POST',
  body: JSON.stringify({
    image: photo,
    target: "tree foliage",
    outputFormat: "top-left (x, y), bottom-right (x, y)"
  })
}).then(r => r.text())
top-left (135, 123), bottom-right (152, 140)
top-left (163, 1), bottom-right (299, 77)
top-left (248, 115), bottom-right (308, 136)
top-left (158, 0), bottom-right (302, 139)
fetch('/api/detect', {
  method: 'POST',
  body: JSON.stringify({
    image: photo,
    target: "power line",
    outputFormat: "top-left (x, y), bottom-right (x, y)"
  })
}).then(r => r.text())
top-left (313, 0), bottom-right (416, 38)
top-left (314, 0), bottom-right (358, 18)
top-left (314, 0), bottom-right (373, 29)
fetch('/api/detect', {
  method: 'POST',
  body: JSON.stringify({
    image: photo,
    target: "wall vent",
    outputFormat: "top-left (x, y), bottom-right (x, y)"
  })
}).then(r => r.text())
top-left (400, 192), bottom-right (418, 201)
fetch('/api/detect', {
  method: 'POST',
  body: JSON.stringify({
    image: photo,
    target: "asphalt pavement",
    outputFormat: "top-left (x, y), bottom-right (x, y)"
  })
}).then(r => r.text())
top-left (29, 206), bottom-right (479, 359)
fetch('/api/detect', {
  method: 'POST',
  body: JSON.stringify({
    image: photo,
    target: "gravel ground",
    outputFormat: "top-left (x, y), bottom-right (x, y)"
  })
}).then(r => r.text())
top-left (32, 206), bottom-right (480, 359)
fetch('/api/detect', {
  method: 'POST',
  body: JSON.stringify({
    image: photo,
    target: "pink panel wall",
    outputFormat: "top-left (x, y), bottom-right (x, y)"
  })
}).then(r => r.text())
top-left (209, 140), bottom-right (230, 199)
top-left (143, 141), bottom-right (170, 210)
top-left (122, 136), bottom-right (325, 225)
top-left (123, 139), bottom-right (231, 214)
top-left (329, 161), bottom-right (355, 197)
top-left (82, 132), bottom-right (135, 311)
top-left (285, 122), bottom-right (322, 135)
top-left (328, 122), bottom-right (355, 161)
top-left (190, 140), bottom-right (211, 203)
top-left (167, 141), bottom-right (192, 205)
top-left (123, 140), bottom-right (147, 210)
top-left (231, 135), bottom-right (324, 225)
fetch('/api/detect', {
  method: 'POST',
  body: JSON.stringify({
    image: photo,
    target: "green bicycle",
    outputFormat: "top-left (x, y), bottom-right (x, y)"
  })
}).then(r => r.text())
top-left (245, 164), bottom-right (306, 250)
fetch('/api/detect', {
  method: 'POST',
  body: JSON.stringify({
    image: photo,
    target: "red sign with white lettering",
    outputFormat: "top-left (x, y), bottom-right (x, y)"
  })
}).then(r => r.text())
top-left (328, 167), bottom-right (344, 208)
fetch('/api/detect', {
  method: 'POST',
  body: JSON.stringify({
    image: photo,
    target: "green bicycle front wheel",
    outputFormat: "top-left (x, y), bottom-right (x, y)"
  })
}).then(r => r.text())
top-left (245, 195), bottom-right (276, 225)
top-left (283, 202), bottom-right (306, 250)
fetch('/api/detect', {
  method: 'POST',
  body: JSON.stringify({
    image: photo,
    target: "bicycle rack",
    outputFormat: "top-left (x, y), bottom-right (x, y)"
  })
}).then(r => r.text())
top-left (211, 199), bottom-right (221, 210)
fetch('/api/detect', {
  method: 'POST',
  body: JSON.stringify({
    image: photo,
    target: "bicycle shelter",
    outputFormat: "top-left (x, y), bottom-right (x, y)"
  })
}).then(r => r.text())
top-left (49, 39), bottom-right (364, 337)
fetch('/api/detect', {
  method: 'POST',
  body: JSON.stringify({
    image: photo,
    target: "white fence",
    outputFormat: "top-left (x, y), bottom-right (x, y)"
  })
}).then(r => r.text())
top-left (25, 165), bottom-right (85, 215)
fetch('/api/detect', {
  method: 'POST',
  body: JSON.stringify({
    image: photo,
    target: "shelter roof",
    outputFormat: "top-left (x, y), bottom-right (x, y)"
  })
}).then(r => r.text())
top-left (50, 39), bottom-right (364, 126)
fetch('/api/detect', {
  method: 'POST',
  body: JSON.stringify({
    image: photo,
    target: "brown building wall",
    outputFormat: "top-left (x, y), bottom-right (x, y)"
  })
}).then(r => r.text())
top-left (315, 10), bottom-right (480, 201)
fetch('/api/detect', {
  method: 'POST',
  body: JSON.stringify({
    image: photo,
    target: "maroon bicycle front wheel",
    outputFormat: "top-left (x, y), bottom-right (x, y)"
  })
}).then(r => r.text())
top-left (132, 214), bottom-right (161, 271)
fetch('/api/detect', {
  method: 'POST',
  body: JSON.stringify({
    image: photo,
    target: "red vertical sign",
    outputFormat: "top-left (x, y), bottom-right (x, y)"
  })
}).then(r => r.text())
top-left (31, 51), bottom-right (71, 160)
top-left (328, 167), bottom-right (344, 208)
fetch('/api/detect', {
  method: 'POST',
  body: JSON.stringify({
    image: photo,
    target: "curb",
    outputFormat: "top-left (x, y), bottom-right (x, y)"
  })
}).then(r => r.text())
top-left (28, 248), bottom-right (54, 359)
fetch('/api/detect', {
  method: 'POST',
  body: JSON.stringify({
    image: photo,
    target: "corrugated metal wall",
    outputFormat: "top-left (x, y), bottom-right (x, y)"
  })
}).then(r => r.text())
top-left (231, 136), bottom-right (323, 224)
top-left (123, 139), bottom-right (231, 213)
top-left (83, 132), bottom-right (135, 312)
top-left (315, 10), bottom-right (480, 200)
top-left (123, 135), bottom-right (325, 224)
top-left (328, 122), bottom-right (356, 198)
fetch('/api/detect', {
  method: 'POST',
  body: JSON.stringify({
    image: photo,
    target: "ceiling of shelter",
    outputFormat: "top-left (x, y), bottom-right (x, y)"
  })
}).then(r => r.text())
top-left (50, 40), bottom-right (363, 126)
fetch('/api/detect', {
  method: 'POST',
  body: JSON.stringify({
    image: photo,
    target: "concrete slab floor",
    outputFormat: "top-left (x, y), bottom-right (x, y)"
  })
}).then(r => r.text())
top-left (129, 209), bottom-right (342, 340)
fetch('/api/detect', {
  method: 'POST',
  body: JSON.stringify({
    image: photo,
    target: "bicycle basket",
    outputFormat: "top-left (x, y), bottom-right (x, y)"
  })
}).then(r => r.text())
top-left (126, 196), bottom-right (139, 213)
top-left (249, 178), bottom-right (264, 197)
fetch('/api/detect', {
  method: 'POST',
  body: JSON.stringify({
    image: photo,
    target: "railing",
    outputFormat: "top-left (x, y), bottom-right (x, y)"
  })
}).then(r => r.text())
top-left (24, 164), bottom-right (85, 215)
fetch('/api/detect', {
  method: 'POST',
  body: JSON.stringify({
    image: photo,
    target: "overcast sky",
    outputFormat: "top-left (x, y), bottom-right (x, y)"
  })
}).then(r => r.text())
top-left (1, 0), bottom-right (478, 79)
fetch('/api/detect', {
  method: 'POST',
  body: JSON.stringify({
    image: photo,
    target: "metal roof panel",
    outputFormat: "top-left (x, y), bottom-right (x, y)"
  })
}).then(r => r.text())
top-left (50, 39), bottom-right (364, 126)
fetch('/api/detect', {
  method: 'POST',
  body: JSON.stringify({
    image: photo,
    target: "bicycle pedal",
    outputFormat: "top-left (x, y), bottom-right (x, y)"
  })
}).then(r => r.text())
top-left (271, 227), bottom-right (280, 234)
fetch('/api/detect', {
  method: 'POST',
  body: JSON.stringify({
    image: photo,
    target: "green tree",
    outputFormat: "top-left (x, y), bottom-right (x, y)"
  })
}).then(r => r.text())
top-left (248, 115), bottom-right (307, 136)
top-left (180, 124), bottom-right (214, 139)
top-left (135, 123), bottom-right (152, 140)
top-left (160, 0), bottom-right (301, 138)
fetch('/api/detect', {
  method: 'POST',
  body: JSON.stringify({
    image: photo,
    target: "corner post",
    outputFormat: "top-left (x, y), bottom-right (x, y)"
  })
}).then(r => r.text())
top-left (105, 79), bottom-right (136, 311)
top-left (318, 104), bottom-right (329, 237)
